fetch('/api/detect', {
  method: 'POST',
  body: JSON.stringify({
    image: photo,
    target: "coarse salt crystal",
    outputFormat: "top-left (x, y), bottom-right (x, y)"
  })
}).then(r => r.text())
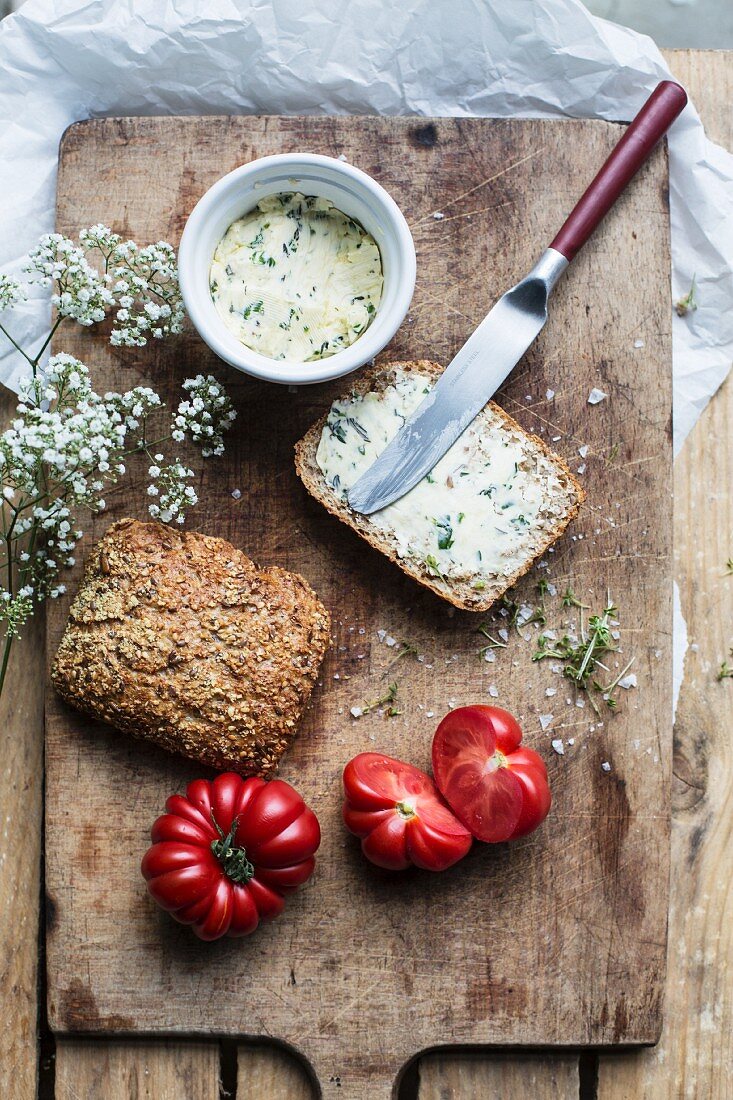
top-left (601, 761), bottom-right (612, 772)
top-left (577, 464), bottom-right (586, 475)
top-left (588, 388), bottom-right (608, 405)
top-left (539, 713), bottom-right (554, 730)
top-left (377, 629), bottom-right (387, 642)
top-left (551, 738), bottom-right (564, 755)
top-left (433, 211), bottom-right (445, 220)
top-left (634, 338), bottom-right (645, 348)
top-left (619, 673), bottom-right (637, 690)
top-left (575, 698), bottom-right (585, 709)
top-left (546, 388), bottom-right (555, 400)
top-left (231, 488), bottom-right (242, 500)
top-left (551, 434), bottom-right (562, 441)
top-left (498, 628), bottom-right (509, 642)
top-left (337, 153), bottom-right (348, 162)
top-left (545, 687), bottom-right (557, 697)
top-left (426, 711), bottom-right (435, 718)
top-left (567, 738), bottom-right (575, 746)
top-left (488, 684), bottom-right (499, 698)
top-left (578, 445), bottom-right (590, 458)
top-left (385, 636), bottom-right (396, 647)
top-left (350, 706), bottom-right (363, 719)
top-left (483, 650), bottom-right (496, 663)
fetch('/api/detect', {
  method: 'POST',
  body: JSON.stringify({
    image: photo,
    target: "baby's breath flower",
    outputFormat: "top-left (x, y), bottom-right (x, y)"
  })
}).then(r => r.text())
top-left (147, 461), bottom-right (198, 524)
top-left (25, 234), bottom-right (114, 326)
top-left (110, 240), bottom-right (184, 347)
top-left (175, 375), bottom-right (237, 457)
top-left (0, 274), bottom-right (25, 312)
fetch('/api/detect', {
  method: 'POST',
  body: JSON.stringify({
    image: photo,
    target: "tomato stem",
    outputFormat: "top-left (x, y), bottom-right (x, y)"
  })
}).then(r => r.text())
top-left (395, 800), bottom-right (416, 820)
top-left (210, 813), bottom-right (255, 884)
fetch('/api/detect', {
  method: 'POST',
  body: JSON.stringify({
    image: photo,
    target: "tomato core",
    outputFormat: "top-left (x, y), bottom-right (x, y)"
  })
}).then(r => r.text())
top-left (484, 749), bottom-right (507, 774)
top-left (210, 815), bottom-right (255, 884)
top-left (395, 800), bottom-right (417, 819)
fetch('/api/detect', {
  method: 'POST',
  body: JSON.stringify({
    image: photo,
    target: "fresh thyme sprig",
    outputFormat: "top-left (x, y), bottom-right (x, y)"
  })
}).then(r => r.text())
top-left (717, 650), bottom-right (733, 682)
top-left (360, 681), bottom-right (402, 716)
top-left (532, 601), bottom-right (623, 714)
top-left (477, 623), bottom-right (508, 657)
top-left (561, 587), bottom-right (590, 610)
top-left (389, 641), bottom-right (418, 667)
top-left (675, 275), bottom-right (698, 317)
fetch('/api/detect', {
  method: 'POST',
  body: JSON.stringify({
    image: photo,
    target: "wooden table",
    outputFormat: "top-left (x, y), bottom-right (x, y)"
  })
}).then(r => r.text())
top-left (1, 49), bottom-right (730, 1099)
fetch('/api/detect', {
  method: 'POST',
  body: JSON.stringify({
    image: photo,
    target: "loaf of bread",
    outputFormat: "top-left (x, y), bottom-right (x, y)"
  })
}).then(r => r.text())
top-left (52, 519), bottom-right (331, 775)
top-left (295, 360), bottom-right (584, 612)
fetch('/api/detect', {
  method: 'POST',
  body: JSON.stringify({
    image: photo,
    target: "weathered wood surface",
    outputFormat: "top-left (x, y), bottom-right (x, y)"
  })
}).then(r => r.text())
top-left (0, 584), bottom-right (44, 1100)
top-left (418, 1051), bottom-right (580, 1098)
top-left (596, 46), bottom-right (733, 1100)
top-left (238, 1044), bottom-right (314, 1098)
top-left (54, 1039), bottom-right (220, 1099)
top-left (46, 114), bottom-right (672, 1096)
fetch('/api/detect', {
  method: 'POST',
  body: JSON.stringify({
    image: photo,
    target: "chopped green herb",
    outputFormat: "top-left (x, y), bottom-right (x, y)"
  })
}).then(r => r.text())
top-left (675, 275), bottom-right (698, 317)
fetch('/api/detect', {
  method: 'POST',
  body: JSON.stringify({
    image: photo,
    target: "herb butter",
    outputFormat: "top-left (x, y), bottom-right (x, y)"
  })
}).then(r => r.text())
top-left (210, 193), bottom-right (382, 362)
top-left (316, 368), bottom-right (571, 585)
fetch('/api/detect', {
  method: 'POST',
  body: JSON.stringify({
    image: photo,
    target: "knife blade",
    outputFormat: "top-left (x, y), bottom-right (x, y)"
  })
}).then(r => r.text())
top-left (347, 248), bottom-right (567, 514)
top-left (347, 79), bottom-right (687, 516)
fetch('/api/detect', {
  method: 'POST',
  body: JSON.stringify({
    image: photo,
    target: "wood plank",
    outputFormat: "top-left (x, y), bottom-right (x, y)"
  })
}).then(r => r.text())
top-left (598, 47), bottom-right (733, 1100)
top-left (54, 1039), bottom-right (220, 1099)
top-left (418, 1052), bottom-right (579, 1098)
top-left (238, 1044), bottom-right (314, 1099)
top-left (46, 114), bottom-right (672, 1097)
top-left (0, 377), bottom-right (44, 1098)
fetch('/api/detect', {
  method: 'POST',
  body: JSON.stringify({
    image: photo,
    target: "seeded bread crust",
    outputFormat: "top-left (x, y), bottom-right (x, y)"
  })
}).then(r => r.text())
top-left (52, 519), bottom-right (331, 775)
top-left (294, 360), bottom-right (585, 612)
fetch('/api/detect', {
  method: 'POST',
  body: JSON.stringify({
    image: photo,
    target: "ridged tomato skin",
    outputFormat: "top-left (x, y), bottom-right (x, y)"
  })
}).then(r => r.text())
top-left (342, 753), bottom-right (473, 872)
top-left (432, 705), bottom-right (551, 844)
top-left (141, 773), bottom-right (320, 940)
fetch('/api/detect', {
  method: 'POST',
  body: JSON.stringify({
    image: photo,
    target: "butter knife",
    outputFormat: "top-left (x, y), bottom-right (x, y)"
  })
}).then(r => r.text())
top-left (348, 80), bottom-right (687, 515)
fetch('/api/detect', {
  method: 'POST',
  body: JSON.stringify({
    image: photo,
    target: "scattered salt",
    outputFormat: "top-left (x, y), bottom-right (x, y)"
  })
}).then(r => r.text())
top-left (231, 488), bottom-right (242, 500)
top-left (350, 706), bottom-right (363, 719)
top-left (432, 211), bottom-right (445, 220)
top-left (577, 464), bottom-right (586, 475)
top-left (551, 738), bottom-right (564, 755)
top-left (601, 761), bottom-right (612, 772)
top-left (546, 388), bottom-right (555, 400)
top-left (539, 713), bottom-right (554, 730)
top-left (619, 673), bottom-right (637, 690)
top-left (426, 711), bottom-right (434, 718)
top-left (498, 627), bottom-right (509, 642)
top-left (551, 434), bottom-right (562, 442)
top-left (488, 684), bottom-right (499, 698)
top-left (633, 338), bottom-right (645, 349)
top-left (337, 153), bottom-right (349, 162)
top-left (567, 738), bottom-right (575, 746)
top-left (545, 687), bottom-right (557, 697)
top-left (587, 388), bottom-right (608, 405)
top-left (575, 698), bottom-right (585, 709)
top-left (377, 629), bottom-right (387, 642)
top-left (578, 445), bottom-right (590, 458)
top-left (385, 636), bottom-right (397, 647)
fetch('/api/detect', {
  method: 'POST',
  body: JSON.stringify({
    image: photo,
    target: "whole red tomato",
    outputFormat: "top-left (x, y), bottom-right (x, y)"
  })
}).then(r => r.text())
top-left (343, 752), bottom-right (472, 872)
top-left (432, 705), bottom-right (551, 843)
top-left (141, 772), bottom-right (320, 940)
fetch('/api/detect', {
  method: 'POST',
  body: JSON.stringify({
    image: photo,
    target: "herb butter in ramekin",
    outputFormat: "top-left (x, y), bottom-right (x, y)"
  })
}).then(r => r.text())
top-left (210, 193), bottom-right (383, 363)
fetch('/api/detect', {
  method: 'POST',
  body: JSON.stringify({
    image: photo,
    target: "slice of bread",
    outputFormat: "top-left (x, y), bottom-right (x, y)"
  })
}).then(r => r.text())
top-left (294, 360), bottom-right (584, 612)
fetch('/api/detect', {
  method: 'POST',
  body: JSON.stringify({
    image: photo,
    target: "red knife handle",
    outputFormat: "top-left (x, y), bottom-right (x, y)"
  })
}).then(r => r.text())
top-left (550, 80), bottom-right (687, 263)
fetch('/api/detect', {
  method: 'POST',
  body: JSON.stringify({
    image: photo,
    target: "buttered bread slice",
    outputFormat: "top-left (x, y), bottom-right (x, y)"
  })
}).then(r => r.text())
top-left (295, 361), bottom-right (584, 612)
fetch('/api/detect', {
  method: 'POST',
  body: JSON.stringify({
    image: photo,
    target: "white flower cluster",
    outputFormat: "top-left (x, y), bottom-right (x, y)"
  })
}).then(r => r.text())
top-left (0, 354), bottom-right (236, 646)
top-left (172, 375), bottom-right (237, 457)
top-left (110, 239), bottom-right (185, 347)
top-left (25, 234), bottom-right (115, 326)
top-left (0, 274), bottom-right (25, 312)
top-left (147, 456), bottom-right (198, 524)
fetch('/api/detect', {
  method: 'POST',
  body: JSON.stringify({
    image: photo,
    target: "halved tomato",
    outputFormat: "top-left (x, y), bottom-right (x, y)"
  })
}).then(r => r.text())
top-left (431, 705), bottom-right (551, 843)
top-left (343, 752), bottom-right (473, 871)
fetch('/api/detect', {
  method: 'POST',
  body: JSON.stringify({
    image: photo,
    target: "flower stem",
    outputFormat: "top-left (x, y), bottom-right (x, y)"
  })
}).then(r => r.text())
top-left (0, 631), bottom-right (13, 699)
top-left (0, 320), bottom-right (35, 368)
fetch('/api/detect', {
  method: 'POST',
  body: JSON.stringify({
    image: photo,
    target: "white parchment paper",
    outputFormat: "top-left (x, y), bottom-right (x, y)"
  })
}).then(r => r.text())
top-left (0, 0), bottom-right (727, 706)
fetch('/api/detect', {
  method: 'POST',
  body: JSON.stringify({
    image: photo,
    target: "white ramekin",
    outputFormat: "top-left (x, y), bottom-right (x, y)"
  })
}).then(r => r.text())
top-left (178, 153), bottom-right (416, 386)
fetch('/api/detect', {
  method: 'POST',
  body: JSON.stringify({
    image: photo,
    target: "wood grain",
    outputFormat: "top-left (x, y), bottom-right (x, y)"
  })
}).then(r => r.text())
top-left (46, 114), bottom-right (673, 1097)
top-left (597, 47), bottom-right (733, 1100)
top-left (238, 1044), bottom-right (314, 1099)
top-left (0, 381), bottom-right (44, 1099)
top-left (418, 1051), bottom-right (579, 1098)
top-left (54, 1039), bottom-right (220, 1099)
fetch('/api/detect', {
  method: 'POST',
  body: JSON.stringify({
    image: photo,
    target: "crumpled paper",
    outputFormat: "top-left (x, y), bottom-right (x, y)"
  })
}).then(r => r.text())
top-left (0, 0), bottom-right (726, 706)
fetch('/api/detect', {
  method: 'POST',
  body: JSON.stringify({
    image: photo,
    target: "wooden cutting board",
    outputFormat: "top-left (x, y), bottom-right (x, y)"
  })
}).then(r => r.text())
top-left (45, 116), bottom-right (672, 1098)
